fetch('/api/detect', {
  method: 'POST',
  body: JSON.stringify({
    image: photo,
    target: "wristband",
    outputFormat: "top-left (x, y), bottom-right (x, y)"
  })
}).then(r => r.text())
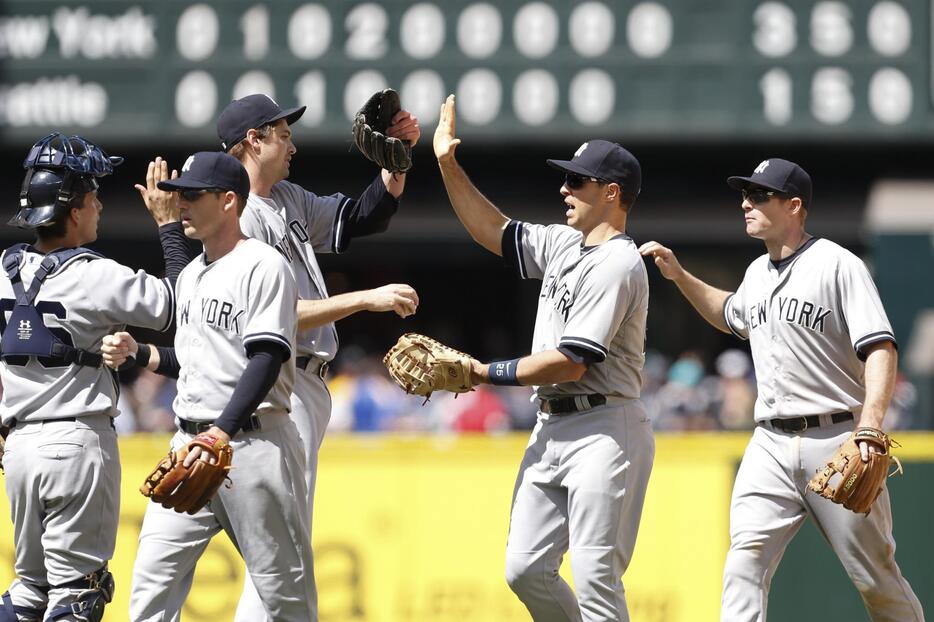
top-left (135, 344), bottom-right (151, 368)
top-left (488, 358), bottom-right (522, 386)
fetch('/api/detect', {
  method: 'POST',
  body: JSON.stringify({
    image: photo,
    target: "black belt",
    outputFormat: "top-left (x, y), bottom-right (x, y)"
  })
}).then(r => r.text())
top-left (10, 416), bottom-right (114, 430)
top-left (296, 356), bottom-right (329, 380)
top-left (177, 415), bottom-right (261, 435)
top-left (759, 412), bottom-right (853, 433)
top-left (540, 394), bottom-right (607, 415)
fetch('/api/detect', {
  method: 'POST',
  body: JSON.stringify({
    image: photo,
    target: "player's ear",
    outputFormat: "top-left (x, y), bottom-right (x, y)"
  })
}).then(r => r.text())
top-left (605, 182), bottom-right (620, 203)
top-left (788, 197), bottom-right (805, 216)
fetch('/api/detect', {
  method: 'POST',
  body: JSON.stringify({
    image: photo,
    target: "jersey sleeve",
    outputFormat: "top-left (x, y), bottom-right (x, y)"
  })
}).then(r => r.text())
top-left (838, 252), bottom-right (896, 360)
top-left (559, 254), bottom-right (643, 363)
top-left (242, 253), bottom-right (298, 359)
top-left (81, 259), bottom-right (174, 332)
top-left (501, 221), bottom-right (580, 280)
top-left (276, 180), bottom-right (354, 255)
top-left (723, 279), bottom-right (749, 340)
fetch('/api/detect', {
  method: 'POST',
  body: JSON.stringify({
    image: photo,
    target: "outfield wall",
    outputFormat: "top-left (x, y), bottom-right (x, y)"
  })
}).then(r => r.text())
top-left (0, 433), bottom-right (929, 621)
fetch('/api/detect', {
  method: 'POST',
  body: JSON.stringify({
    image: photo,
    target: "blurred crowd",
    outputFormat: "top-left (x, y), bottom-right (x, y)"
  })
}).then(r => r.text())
top-left (107, 346), bottom-right (923, 434)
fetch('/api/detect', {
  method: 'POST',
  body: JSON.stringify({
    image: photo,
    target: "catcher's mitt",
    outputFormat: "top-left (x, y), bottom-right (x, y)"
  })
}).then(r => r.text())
top-left (352, 89), bottom-right (412, 173)
top-left (383, 333), bottom-right (474, 401)
top-left (807, 427), bottom-right (902, 514)
top-left (140, 432), bottom-right (233, 515)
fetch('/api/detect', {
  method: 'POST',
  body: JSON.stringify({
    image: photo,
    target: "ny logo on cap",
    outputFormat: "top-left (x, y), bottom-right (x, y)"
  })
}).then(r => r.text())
top-left (182, 155), bottom-right (195, 172)
top-left (754, 160), bottom-right (770, 174)
top-left (575, 143), bottom-right (589, 158)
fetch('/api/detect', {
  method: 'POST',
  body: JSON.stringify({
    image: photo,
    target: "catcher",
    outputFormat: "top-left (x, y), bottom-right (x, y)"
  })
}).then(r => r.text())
top-left (101, 152), bottom-right (316, 621)
top-left (640, 158), bottom-right (923, 620)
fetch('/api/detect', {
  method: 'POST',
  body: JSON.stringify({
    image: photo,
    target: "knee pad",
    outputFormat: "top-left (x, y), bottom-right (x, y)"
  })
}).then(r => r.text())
top-left (0, 591), bottom-right (45, 622)
top-left (46, 568), bottom-right (114, 622)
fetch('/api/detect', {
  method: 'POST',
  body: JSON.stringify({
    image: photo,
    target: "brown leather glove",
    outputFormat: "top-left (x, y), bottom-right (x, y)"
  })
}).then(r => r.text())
top-left (383, 333), bottom-right (474, 401)
top-left (807, 427), bottom-right (901, 514)
top-left (140, 432), bottom-right (233, 514)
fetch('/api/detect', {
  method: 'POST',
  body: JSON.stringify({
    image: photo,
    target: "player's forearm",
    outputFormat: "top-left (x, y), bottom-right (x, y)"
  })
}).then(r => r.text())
top-left (437, 157), bottom-right (509, 256)
top-left (474, 349), bottom-right (586, 386)
top-left (670, 271), bottom-right (732, 333)
top-left (859, 341), bottom-right (898, 429)
top-left (382, 169), bottom-right (406, 198)
top-left (296, 293), bottom-right (368, 330)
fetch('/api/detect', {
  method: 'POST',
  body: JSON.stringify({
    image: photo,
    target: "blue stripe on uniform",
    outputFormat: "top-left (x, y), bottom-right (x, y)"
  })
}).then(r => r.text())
top-left (559, 336), bottom-right (608, 358)
top-left (243, 332), bottom-right (292, 358)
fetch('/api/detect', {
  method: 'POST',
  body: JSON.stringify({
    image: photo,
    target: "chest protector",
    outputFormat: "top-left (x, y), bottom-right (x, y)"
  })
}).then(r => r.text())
top-left (0, 243), bottom-right (103, 367)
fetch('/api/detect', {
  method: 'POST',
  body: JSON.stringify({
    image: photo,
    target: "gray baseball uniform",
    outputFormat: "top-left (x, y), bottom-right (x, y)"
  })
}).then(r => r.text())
top-left (721, 237), bottom-right (923, 621)
top-left (1, 246), bottom-right (174, 619)
top-left (129, 238), bottom-right (315, 621)
top-left (500, 220), bottom-right (655, 622)
top-left (234, 176), bottom-right (394, 621)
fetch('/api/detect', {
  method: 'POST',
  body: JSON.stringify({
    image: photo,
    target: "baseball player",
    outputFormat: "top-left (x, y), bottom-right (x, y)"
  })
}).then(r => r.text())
top-left (433, 95), bottom-right (655, 622)
top-left (640, 158), bottom-right (924, 621)
top-left (0, 134), bottom-right (182, 621)
top-left (101, 151), bottom-right (314, 621)
top-left (216, 93), bottom-right (420, 621)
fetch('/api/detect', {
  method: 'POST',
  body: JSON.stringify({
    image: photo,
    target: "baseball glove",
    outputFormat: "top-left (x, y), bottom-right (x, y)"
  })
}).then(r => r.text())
top-left (383, 333), bottom-right (474, 401)
top-left (352, 88), bottom-right (412, 173)
top-left (807, 427), bottom-right (902, 514)
top-left (140, 433), bottom-right (233, 514)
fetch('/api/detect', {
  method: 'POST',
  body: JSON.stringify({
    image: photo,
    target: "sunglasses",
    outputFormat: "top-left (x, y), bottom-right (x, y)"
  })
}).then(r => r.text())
top-left (741, 188), bottom-right (787, 204)
top-left (564, 173), bottom-right (608, 190)
top-left (179, 188), bottom-right (223, 202)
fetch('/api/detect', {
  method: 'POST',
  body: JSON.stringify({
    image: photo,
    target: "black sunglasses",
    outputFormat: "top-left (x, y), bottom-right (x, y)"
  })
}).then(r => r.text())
top-left (564, 173), bottom-right (609, 190)
top-left (179, 188), bottom-right (224, 202)
top-left (742, 188), bottom-right (787, 204)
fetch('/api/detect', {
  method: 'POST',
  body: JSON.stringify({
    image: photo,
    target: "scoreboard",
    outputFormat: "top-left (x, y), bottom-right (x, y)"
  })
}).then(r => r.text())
top-left (0, 0), bottom-right (930, 145)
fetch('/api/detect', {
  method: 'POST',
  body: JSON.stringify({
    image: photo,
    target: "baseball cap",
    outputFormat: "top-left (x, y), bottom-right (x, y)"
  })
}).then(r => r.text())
top-left (727, 158), bottom-right (812, 207)
top-left (216, 94), bottom-right (306, 152)
top-left (546, 140), bottom-right (641, 198)
top-left (158, 152), bottom-right (251, 198)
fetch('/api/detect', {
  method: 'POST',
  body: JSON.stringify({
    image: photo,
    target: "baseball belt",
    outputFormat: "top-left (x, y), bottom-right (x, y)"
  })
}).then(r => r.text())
top-left (758, 412), bottom-right (853, 433)
top-left (296, 356), bottom-right (329, 380)
top-left (176, 414), bottom-right (262, 435)
top-left (539, 394), bottom-right (607, 415)
top-left (8, 416), bottom-right (114, 430)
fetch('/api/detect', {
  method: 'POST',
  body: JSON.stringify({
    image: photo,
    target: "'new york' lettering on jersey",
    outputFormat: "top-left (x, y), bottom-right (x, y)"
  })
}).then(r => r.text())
top-left (503, 221), bottom-right (649, 401)
top-left (173, 238), bottom-right (297, 423)
top-left (724, 238), bottom-right (896, 420)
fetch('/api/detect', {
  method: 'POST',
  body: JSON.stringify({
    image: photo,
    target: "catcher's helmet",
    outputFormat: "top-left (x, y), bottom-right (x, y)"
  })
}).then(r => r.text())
top-left (10, 132), bottom-right (123, 229)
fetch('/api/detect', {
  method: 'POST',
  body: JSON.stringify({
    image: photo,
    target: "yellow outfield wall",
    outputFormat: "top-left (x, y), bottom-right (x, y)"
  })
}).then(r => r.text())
top-left (0, 432), bottom-right (931, 621)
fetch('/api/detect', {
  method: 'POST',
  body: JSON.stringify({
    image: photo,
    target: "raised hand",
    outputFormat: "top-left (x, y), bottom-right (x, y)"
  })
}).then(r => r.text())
top-left (433, 94), bottom-right (462, 163)
top-left (135, 156), bottom-right (180, 226)
top-left (387, 109), bottom-right (421, 147)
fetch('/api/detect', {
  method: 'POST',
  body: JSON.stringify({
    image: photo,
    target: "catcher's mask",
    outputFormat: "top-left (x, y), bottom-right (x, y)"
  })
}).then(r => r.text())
top-left (10, 132), bottom-right (123, 229)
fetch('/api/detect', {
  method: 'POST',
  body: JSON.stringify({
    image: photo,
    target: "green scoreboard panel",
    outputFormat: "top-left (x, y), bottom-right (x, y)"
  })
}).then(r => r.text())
top-left (0, 1), bottom-right (930, 145)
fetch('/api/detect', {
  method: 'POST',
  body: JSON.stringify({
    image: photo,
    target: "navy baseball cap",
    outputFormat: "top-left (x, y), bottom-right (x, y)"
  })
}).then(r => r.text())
top-left (158, 152), bottom-right (251, 198)
top-left (727, 158), bottom-right (812, 207)
top-left (546, 140), bottom-right (641, 198)
top-left (216, 94), bottom-right (306, 151)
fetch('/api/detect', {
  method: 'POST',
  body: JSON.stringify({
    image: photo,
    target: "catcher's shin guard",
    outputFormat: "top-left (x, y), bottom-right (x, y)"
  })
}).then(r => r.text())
top-left (46, 567), bottom-right (114, 622)
top-left (0, 591), bottom-right (45, 622)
